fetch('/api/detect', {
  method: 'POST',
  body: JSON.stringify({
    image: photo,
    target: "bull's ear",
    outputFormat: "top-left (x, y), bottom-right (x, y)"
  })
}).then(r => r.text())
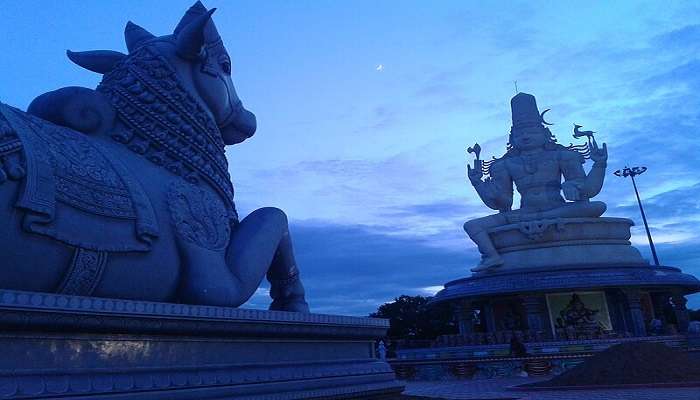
top-left (66, 50), bottom-right (126, 74)
top-left (125, 21), bottom-right (156, 53)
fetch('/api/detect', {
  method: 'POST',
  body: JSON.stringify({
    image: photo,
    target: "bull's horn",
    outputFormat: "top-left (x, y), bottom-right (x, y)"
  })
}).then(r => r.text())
top-left (174, 1), bottom-right (208, 35)
top-left (175, 8), bottom-right (216, 60)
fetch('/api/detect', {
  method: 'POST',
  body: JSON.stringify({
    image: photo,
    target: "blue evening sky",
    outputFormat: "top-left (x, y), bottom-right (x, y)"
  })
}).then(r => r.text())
top-left (2, 1), bottom-right (700, 314)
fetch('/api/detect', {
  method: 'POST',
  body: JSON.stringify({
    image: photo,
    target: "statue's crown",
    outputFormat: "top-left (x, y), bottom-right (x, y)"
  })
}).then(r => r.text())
top-left (510, 92), bottom-right (550, 129)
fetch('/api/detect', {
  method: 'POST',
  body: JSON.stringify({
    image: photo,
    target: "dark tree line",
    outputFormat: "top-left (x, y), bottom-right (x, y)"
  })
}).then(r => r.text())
top-left (691, 309), bottom-right (700, 321)
top-left (369, 295), bottom-right (458, 340)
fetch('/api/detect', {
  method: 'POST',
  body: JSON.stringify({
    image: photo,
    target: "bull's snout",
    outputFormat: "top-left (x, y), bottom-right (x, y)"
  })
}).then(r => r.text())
top-left (233, 108), bottom-right (256, 138)
top-left (220, 107), bottom-right (256, 145)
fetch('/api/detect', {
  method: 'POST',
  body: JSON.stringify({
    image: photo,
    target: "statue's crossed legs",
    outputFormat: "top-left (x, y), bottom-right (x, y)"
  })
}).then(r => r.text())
top-left (464, 201), bottom-right (606, 272)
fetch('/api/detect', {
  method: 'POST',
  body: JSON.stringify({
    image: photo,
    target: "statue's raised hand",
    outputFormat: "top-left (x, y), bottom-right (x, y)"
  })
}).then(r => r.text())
top-left (590, 140), bottom-right (608, 164)
top-left (467, 161), bottom-right (483, 184)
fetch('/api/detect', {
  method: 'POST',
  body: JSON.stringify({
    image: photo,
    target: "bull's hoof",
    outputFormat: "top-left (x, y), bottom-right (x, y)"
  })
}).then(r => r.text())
top-left (270, 297), bottom-right (310, 313)
top-left (269, 278), bottom-right (309, 313)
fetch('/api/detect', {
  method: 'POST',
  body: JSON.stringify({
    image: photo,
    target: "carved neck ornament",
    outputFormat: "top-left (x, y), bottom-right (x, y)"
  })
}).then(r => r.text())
top-left (97, 46), bottom-right (236, 217)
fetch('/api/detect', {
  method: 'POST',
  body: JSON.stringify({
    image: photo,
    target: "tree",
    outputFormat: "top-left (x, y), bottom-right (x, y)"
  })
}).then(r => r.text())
top-left (369, 295), bottom-right (458, 340)
top-left (690, 308), bottom-right (700, 322)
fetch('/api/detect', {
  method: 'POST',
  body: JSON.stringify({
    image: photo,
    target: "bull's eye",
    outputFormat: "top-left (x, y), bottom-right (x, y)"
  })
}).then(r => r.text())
top-left (218, 54), bottom-right (232, 76)
top-left (221, 61), bottom-right (231, 75)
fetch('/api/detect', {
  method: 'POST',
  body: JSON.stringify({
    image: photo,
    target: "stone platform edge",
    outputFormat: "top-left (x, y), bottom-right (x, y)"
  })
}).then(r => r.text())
top-left (0, 289), bottom-right (387, 338)
top-left (0, 289), bottom-right (404, 399)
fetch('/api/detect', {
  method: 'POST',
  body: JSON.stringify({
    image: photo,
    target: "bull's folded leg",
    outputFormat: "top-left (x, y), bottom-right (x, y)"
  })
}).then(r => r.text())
top-left (177, 243), bottom-right (243, 307)
top-left (225, 207), bottom-right (309, 312)
top-left (267, 231), bottom-right (309, 312)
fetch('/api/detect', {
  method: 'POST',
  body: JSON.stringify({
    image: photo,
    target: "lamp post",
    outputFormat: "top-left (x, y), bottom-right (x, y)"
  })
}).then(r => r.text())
top-left (613, 166), bottom-right (660, 266)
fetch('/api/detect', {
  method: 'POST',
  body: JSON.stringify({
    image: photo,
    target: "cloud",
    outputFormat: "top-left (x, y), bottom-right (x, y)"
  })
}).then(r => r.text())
top-left (241, 287), bottom-right (270, 310)
top-left (353, 105), bottom-right (401, 132)
top-left (229, 10), bottom-right (700, 314)
top-left (234, 156), bottom-right (464, 235)
top-left (239, 217), bottom-right (700, 315)
top-left (385, 200), bottom-right (476, 220)
top-left (651, 24), bottom-right (700, 53)
top-left (606, 182), bottom-right (700, 252)
top-left (240, 222), bottom-right (476, 316)
top-left (610, 182), bottom-right (700, 220)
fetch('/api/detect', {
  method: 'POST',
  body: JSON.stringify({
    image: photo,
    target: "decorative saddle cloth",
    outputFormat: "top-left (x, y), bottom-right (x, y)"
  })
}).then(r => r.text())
top-left (0, 103), bottom-right (159, 252)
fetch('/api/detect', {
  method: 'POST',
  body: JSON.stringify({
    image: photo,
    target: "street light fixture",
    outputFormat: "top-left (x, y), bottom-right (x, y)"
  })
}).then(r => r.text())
top-left (613, 166), bottom-right (660, 266)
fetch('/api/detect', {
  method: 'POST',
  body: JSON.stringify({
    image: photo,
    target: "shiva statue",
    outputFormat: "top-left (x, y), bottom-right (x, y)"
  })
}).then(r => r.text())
top-left (464, 93), bottom-right (608, 272)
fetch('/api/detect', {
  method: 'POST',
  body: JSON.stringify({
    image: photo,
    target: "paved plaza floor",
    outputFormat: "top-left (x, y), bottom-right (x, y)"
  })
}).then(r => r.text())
top-left (402, 378), bottom-right (700, 400)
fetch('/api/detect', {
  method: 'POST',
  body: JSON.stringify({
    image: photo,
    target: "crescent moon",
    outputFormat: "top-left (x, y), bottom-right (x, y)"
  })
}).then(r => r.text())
top-left (540, 109), bottom-right (553, 125)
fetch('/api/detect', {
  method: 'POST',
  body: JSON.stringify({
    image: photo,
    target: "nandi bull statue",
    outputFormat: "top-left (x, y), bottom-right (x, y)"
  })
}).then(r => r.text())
top-left (0, 2), bottom-right (308, 312)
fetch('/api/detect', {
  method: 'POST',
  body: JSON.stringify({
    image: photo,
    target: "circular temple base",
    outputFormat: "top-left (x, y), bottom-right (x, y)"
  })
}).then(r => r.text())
top-left (434, 265), bottom-right (700, 302)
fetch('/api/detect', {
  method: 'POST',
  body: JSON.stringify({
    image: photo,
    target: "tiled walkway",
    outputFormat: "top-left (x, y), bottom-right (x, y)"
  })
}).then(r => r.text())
top-left (402, 378), bottom-right (700, 400)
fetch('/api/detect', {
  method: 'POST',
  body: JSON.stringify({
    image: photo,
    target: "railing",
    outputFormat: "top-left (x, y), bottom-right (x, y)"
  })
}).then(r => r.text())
top-left (432, 330), bottom-right (547, 347)
top-left (429, 329), bottom-right (638, 348)
top-left (391, 329), bottom-right (692, 357)
top-left (391, 334), bottom-right (692, 380)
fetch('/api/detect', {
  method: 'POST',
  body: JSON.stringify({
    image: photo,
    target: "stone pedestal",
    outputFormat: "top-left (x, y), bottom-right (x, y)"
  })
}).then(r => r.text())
top-left (435, 217), bottom-right (700, 301)
top-left (0, 289), bottom-right (403, 399)
top-left (485, 217), bottom-right (647, 273)
top-left (433, 215), bottom-right (700, 343)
